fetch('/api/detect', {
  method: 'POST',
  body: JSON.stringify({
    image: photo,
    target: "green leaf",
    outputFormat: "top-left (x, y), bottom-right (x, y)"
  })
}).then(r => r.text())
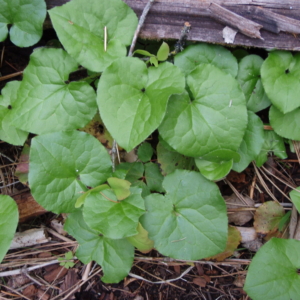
top-left (49, 0), bottom-right (138, 72)
top-left (195, 158), bottom-right (233, 181)
top-left (174, 43), bottom-right (238, 77)
top-left (244, 238), bottom-right (300, 300)
top-left (232, 110), bottom-right (264, 172)
top-left (261, 51), bottom-right (300, 114)
top-left (64, 210), bottom-right (134, 283)
top-left (134, 50), bottom-right (154, 57)
top-left (107, 177), bottom-right (131, 201)
top-left (137, 142), bottom-right (153, 162)
top-left (29, 131), bottom-right (112, 213)
top-left (0, 195), bottom-right (18, 263)
top-left (144, 162), bottom-right (165, 193)
top-left (237, 55), bottom-right (271, 112)
top-left (269, 105), bottom-right (300, 140)
top-left (126, 223), bottom-right (154, 253)
top-left (159, 64), bottom-right (247, 159)
top-left (140, 170), bottom-right (228, 260)
top-left (83, 187), bottom-right (145, 239)
top-left (157, 142), bottom-right (197, 176)
top-left (98, 57), bottom-right (185, 152)
top-left (255, 130), bottom-right (287, 167)
top-left (75, 184), bottom-right (109, 208)
top-left (149, 56), bottom-right (158, 67)
top-left (157, 42), bottom-right (169, 61)
top-left (116, 162), bottom-right (144, 183)
top-left (11, 48), bottom-right (97, 135)
top-left (290, 188), bottom-right (300, 214)
top-left (0, 0), bottom-right (46, 47)
top-left (0, 81), bottom-right (28, 145)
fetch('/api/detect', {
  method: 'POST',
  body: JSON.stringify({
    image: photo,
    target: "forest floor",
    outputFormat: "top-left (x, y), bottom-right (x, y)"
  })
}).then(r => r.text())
top-left (1, 29), bottom-right (300, 300)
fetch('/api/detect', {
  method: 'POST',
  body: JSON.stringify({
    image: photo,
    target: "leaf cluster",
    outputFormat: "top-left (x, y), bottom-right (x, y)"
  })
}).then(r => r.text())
top-left (0, 0), bottom-right (300, 298)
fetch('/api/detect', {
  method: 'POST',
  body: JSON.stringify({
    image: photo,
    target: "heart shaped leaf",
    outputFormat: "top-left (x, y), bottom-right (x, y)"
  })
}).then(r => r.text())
top-left (232, 110), bottom-right (264, 172)
top-left (244, 238), bottom-right (300, 300)
top-left (11, 48), bottom-right (97, 134)
top-left (0, 195), bottom-right (19, 263)
top-left (29, 131), bottom-right (112, 213)
top-left (261, 51), bottom-right (300, 114)
top-left (64, 210), bottom-right (134, 283)
top-left (98, 57), bottom-right (185, 151)
top-left (49, 0), bottom-right (138, 72)
top-left (237, 55), bottom-right (271, 112)
top-left (269, 105), bottom-right (300, 140)
top-left (195, 158), bottom-right (233, 181)
top-left (159, 64), bottom-right (247, 159)
top-left (140, 170), bottom-right (228, 260)
top-left (174, 43), bottom-right (238, 77)
top-left (0, 81), bottom-right (28, 145)
top-left (0, 0), bottom-right (46, 47)
top-left (83, 186), bottom-right (145, 239)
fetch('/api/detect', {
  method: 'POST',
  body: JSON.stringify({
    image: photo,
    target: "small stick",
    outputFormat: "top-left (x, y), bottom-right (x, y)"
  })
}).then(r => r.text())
top-left (0, 71), bottom-right (23, 81)
top-left (171, 22), bottom-right (191, 55)
top-left (128, 0), bottom-right (155, 56)
top-left (0, 46), bottom-right (4, 68)
top-left (82, 261), bottom-right (92, 281)
top-left (104, 26), bottom-right (107, 52)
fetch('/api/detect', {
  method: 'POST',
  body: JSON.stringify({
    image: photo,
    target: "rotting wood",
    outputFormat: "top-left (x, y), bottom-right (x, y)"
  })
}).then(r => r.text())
top-left (10, 228), bottom-right (51, 250)
top-left (45, 0), bottom-right (300, 50)
top-left (14, 191), bottom-right (47, 223)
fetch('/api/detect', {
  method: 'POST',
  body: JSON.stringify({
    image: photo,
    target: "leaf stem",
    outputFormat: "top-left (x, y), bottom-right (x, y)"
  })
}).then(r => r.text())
top-left (128, 0), bottom-right (155, 57)
top-left (100, 191), bottom-right (119, 203)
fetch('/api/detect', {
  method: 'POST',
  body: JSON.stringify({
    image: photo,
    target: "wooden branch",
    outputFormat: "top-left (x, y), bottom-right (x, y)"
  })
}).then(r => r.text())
top-left (45, 0), bottom-right (300, 50)
top-left (209, 3), bottom-right (263, 39)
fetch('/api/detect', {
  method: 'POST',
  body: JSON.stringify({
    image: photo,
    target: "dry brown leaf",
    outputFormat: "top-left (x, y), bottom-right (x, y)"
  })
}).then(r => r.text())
top-left (196, 264), bottom-right (204, 276)
top-left (225, 194), bottom-right (254, 226)
top-left (173, 264), bottom-right (181, 274)
top-left (254, 201), bottom-right (285, 236)
top-left (193, 277), bottom-right (207, 287)
top-left (233, 275), bottom-right (246, 288)
top-left (22, 284), bottom-right (37, 299)
top-left (44, 265), bottom-right (68, 282)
